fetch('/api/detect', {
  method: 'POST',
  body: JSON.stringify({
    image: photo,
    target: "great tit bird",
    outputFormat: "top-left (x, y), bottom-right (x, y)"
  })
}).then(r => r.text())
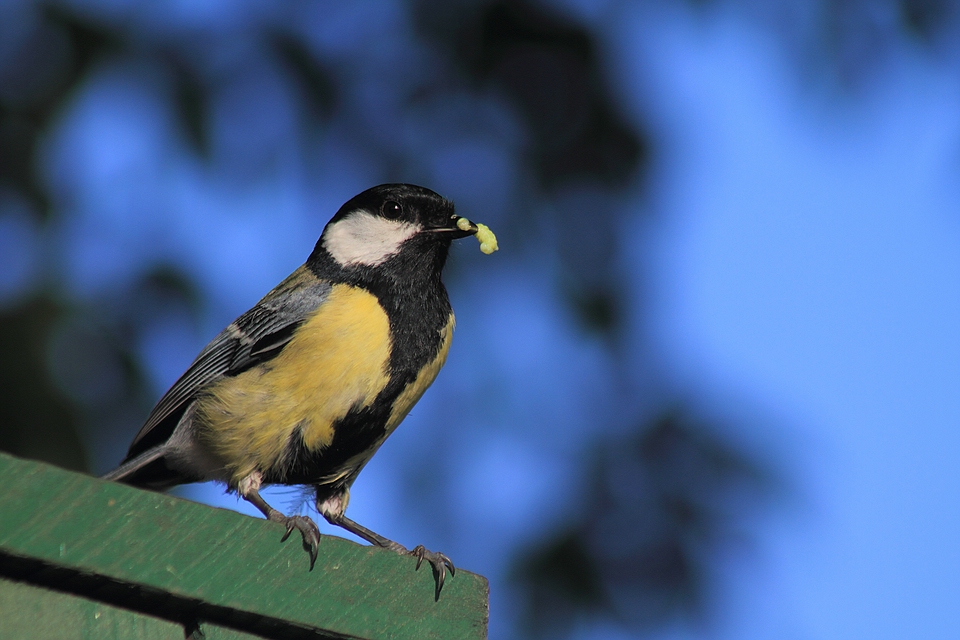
top-left (103, 184), bottom-right (482, 592)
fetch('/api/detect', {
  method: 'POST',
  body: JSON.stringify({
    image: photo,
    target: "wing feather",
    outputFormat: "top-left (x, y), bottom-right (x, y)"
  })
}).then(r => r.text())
top-left (123, 267), bottom-right (331, 458)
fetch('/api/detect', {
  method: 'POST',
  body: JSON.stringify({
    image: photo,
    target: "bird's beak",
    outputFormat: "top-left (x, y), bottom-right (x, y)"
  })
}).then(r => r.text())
top-left (429, 216), bottom-right (478, 239)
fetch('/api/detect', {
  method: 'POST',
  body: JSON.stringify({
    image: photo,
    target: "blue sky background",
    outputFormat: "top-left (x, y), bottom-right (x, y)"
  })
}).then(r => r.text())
top-left (2, 1), bottom-right (958, 638)
top-left (626, 5), bottom-right (960, 638)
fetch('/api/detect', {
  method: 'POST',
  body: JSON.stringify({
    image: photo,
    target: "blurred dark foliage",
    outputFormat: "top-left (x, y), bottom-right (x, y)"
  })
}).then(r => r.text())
top-left (0, 7), bottom-right (119, 218)
top-left (737, 0), bottom-right (960, 90)
top-left (268, 33), bottom-right (339, 126)
top-left (0, 296), bottom-right (85, 470)
top-left (416, 0), bottom-right (642, 334)
top-left (0, 262), bottom-right (199, 470)
top-left (513, 409), bottom-right (772, 636)
top-left (416, 0), bottom-right (645, 190)
top-left (0, 0), bottom-right (943, 637)
top-left (821, 0), bottom-right (935, 85)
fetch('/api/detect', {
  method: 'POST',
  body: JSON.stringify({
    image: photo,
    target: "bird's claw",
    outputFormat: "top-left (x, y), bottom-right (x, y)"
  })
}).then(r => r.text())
top-left (323, 513), bottom-right (456, 597)
top-left (277, 514), bottom-right (321, 570)
top-left (410, 544), bottom-right (456, 598)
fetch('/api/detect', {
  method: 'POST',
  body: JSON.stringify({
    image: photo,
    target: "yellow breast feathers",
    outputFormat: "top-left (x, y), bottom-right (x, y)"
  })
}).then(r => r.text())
top-left (197, 284), bottom-right (392, 483)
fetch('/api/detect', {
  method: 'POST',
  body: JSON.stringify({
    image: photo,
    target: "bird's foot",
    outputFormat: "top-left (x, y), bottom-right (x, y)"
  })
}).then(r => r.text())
top-left (239, 477), bottom-right (321, 570)
top-left (409, 544), bottom-right (456, 599)
top-left (273, 513), bottom-right (321, 570)
top-left (324, 512), bottom-right (456, 598)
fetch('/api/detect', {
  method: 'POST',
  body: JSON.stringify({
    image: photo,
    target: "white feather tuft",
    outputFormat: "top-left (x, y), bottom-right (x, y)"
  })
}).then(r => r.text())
top-left (323, 210), bottom-right (420, 267)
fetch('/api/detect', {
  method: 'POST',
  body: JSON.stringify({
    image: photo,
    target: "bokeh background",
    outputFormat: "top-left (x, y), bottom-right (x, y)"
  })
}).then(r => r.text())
top-left (2, 0), bottom-right (958, 638)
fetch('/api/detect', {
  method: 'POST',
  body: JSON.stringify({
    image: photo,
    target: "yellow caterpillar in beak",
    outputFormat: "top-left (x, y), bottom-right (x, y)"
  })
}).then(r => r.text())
top-left (457, 217), bottom-right (499, 254)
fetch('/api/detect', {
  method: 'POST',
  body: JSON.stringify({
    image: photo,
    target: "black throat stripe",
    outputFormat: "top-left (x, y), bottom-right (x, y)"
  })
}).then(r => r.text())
top-left (273, 246), bottom-right (453, 486)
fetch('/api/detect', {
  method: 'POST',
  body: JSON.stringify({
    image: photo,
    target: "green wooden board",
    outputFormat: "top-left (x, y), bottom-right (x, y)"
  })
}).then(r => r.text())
top-left (0, 577), bottom-right (185, 640)
top-left (0, 452), bottom-right (488, 640)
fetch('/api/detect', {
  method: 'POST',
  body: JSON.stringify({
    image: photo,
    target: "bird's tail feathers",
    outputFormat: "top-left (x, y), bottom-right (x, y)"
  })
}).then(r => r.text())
top-left (101, 446), bottom-right (183, 490)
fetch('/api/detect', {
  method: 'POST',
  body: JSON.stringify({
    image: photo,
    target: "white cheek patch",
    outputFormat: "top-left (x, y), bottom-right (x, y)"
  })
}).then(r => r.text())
top-left (323, 210), bottom-right (421, 267)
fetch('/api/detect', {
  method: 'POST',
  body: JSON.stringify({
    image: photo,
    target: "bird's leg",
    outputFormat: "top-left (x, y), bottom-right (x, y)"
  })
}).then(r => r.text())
top-left (316, 487), bottom-right (455, 598)
top-left (238, 472), bottom-right (320, 569)
top-left (337, 514), bottom-right (457, 596)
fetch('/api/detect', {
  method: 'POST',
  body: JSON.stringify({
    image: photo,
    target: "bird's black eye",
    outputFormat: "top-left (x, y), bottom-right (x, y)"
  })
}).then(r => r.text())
top-left (381, 200), bottom-right (403, 220)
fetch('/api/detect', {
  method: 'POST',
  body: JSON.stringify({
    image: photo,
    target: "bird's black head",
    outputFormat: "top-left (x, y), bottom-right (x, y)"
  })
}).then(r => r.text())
top-left (308, 184), bottom-right (476, 287)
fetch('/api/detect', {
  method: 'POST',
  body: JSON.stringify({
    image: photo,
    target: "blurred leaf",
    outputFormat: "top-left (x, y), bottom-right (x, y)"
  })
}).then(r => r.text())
top-left (0, 296), bottom-right (87, 471)
top-left (0, 107), bottom-right (49, 218)
top-left (269, 32), bottom-right (338, 124)
top-left (137, 266), bottom-right (204, 316)
top-left (512, 407), bottom-right (775, 635)
top-left (0, 5), bottom-right (124, 220)
top-left (566, 285), bottom-right (619, 334)
top-left (43, 5), bottom-right (123, 79)
top-left (899, 0), bottom-right (955, 40)
top-left (416, 0), bottom-right (646, 189)
top-left (512, 530), bottom-right (609, 637)
top-left (169, 59), bottom-right (210, 157)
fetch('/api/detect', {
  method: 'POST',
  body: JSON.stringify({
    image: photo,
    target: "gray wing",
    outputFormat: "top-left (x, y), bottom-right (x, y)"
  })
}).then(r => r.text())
top-left (123, 266), bottom-right (331, 459)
